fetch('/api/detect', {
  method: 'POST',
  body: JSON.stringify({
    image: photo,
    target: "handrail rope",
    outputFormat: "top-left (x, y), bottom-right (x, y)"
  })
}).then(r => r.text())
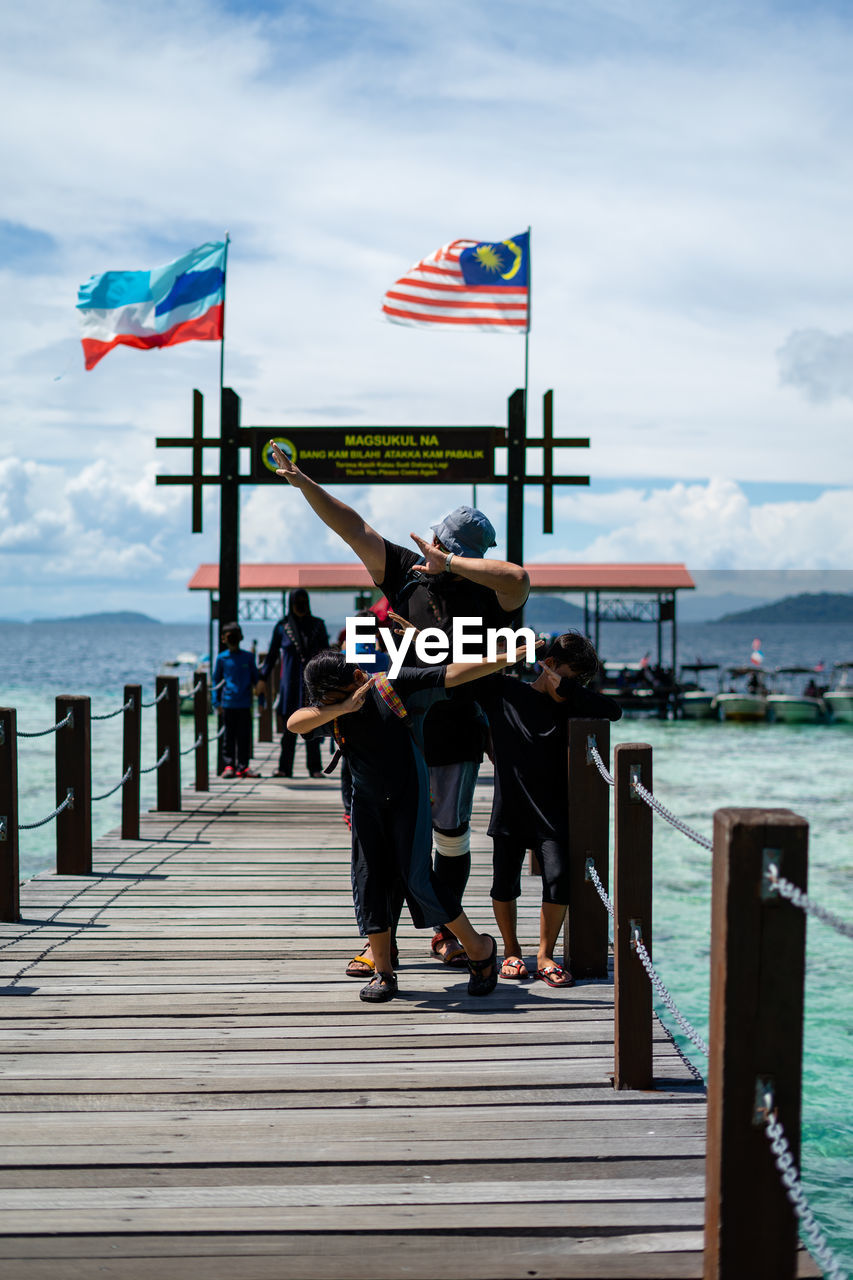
top-left (631, 777), bottom-right (713, 851)
top-left (91, 696), bottom-right (135, 722)
top-left (138, 747), bottom-right (170, 775)
top-left (766, 863), bottom-right (853, 941)
top-left (18, 710), bottom-right (73, 739)
top-left (91, 766), bottom-right (133, 803)
top-left (18, 789), bottom-right (74, 831)
top-left (213, 679), bottom-right (225, 691)
top-left (180, 734), bottom-right (204, 756)
top-left (589, 734), bottom-right (712, 850)
top-left (760, 1087), bottom-right (849, 1280)
top-left (585, 857), bottom-right (710, 1065)
top-left (140, 687), bottom-right (170, 708)
top-left (189, 679), bottom-right (204, 696)
top-left (216, 724), bottom-right (226, 738)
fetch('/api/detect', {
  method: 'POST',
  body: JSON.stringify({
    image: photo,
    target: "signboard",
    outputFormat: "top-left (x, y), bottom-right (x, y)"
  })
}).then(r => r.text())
top-left (248, 426), bottom-right (498, 485)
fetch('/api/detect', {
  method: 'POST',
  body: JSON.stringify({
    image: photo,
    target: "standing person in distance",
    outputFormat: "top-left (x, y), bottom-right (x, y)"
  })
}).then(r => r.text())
top-left (268, 440), bottom-right (529, 973)
top-left (261, 589), bottom-right (329, 778)
top-left (212, 622), bottom-right (264, 779)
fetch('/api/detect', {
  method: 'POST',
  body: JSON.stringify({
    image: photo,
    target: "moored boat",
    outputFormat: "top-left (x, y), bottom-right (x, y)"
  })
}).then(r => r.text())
top-left (159, 652), bottom-right (210, 715)
top-left (677, 663), bottom-right (720, 719)
top-left (716, 666), bottom-right (769, 722)
top-left (825, 662), bottom-right (853, 723)
top-left (767, 667), bottom-right (825, 724)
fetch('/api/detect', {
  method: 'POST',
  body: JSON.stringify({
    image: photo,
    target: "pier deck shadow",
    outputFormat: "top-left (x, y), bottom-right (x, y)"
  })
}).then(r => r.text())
top-left (0, 742), bottom-right (820, 1278)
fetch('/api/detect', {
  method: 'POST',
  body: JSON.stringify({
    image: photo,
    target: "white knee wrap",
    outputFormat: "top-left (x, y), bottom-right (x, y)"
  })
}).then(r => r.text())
top-left (433, 829), bottom-right (470, 858)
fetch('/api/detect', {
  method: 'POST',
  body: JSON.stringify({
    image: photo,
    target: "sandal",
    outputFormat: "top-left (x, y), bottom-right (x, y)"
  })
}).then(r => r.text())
top-left (467, 935), bottom-right (498, 997)
top-left (346, 942), bottom-right (399, 978)
top-left (430, 932), bottom-right (468, 968)
top-left (535, 963), bottom-right (574, 988)
top-left (359, 971), bottom-right (398, 1003)
top-left (500, 956), bottom-right (530, 980)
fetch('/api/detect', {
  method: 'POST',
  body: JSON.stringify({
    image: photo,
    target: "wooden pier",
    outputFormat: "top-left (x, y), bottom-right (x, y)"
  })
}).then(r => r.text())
top-left (0, 741), bottom-right (819, 1279)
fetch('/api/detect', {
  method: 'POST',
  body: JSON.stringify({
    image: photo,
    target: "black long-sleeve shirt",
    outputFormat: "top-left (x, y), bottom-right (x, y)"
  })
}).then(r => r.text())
top-left (476, 675), bottom-right (622, 842)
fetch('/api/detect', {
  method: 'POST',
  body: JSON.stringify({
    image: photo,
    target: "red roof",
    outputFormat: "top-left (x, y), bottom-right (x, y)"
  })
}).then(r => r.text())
top-left (188, 563), bottom-right (694, 592)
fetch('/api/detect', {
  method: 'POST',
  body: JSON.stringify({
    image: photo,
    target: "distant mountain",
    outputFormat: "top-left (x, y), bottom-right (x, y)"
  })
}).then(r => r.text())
top-left (521, 596), bottom-right (586, 631)
top-left (716, 592), bottom-right (853, 625)
top-left (38, 611), bottom-right (162, 626)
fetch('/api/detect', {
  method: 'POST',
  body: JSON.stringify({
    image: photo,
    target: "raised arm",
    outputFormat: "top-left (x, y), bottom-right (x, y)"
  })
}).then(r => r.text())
top-left (445, 640), bottom-right (543, 689)
top-left (270, 442), bottom-right (386, 583)
top-left (409, 533), bottom-right (528, 612)
top-left (286, 677), bottom-right (375, 736)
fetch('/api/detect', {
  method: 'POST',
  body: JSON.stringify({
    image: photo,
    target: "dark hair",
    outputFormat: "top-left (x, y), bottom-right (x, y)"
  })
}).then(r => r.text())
top-left (222, 621), bottom-right (243, 639)
top-left (304, 649), bottom-right (359, 705)
top-left (288, 589), bottom-right (310, 612)
top-left (544, 631), bottom-right (600, 683)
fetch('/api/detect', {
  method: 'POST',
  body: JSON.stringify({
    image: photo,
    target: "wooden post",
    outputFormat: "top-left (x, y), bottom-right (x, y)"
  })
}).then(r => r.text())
top-left (194, 670), bottom-right (209, 791)
top-left (613, 743), bottom-right (654, 1090)
top-left (506, 388), bottom-right (525, 577)
top-left (155, 676), bottom-right (181, 812)
top-left (704, 808), bottom-right (808, 1280)
top-left (56, 695), bottom-right (91, 875)
top-left (566, 719), bottom-right (611, 978)
top-left (0, 708), bottom-right (20, 921)
top-left (258, 651), bottom-right (272, 743)
top-left (218, 387), bottom-right (241, 630)
top-left (121, 685), bottom-right (141, 841)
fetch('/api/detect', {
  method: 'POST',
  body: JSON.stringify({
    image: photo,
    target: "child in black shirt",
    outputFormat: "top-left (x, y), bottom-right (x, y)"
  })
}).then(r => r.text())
top-left (289, 649), bottom-right (516, 1003)
top-left (476, 631), bottom-right (621, 987)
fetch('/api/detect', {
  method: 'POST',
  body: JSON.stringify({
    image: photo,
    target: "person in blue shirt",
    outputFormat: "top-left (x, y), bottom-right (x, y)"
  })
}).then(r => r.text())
top-left (212, 622), bottom-right (263, 778)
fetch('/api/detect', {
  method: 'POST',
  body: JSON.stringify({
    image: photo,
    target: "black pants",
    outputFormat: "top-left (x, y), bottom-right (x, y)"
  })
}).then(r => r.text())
top-left (222, 707), bottom-right (251, 771)
top-left (279, 730), bottom-right (322, 777)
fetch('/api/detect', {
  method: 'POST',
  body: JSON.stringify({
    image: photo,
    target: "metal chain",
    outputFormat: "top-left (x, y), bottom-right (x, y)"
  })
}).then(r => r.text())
top-left (189, 679), bottom-right (203, 696)
top-left (139, 747), bottom-right (170, 775)
top-left (216, 724), bottom-right (226, 739)
top-left (140, 687), bottom-right (169, 708)
top-left (632, 930), bottom-right (710, 1059)
top-left (766, 864), bottom-right (853, 941)
top-left (213, 679), bottom-right (225, 692)
top-left (91, 696), bottom-right (135, 722)
top-left (588, 739), bottom-right (615, 786)
top-left (631, 777), bottom-right (713, 851)
top-left (762, 1096), bottom-right (849, 1280)
top-left (91, 766), bottom-right (133, 803)
top-left (18, 710), bottom-right (73, 739)
top-left (658, 1018), bottom-right (705, 1085)
top-left (18, 789), bottom-right (74, 830)
top-left (585, 858), bottom-right (614, 919)
top-left (180, 734), bottom-right (204, 756)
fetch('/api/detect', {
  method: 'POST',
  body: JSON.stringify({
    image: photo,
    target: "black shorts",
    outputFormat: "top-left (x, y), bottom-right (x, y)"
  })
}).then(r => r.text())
top-left (490, 833), bottom-right (570, 905)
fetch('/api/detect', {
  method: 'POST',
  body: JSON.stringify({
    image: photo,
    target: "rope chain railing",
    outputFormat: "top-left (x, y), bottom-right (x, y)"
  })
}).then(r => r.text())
top-left (630, 777), bottom-right (713, 851)
top-left (138, 747), bottom-right (170, 775)
top-left (17, 710), bottom-right (74, 739)
top-left (91, 766), bottom-right (133, 804)
top-left (18, 789), bottom-right (74, 831)
top-left (140, 686), bottom-right (170, 709)
top-left (91, 696), bottom-right (135, 722)
top-left (213, 679), bottom-right (225, 692)
top-left (759, 1086), bottom-right (849, 1280)
top-left (189, 679), bottom-right (204, 696)
top-left (765, 862), bottom-right (853, 942)
top-left (180, 734), bottom-right (204, 756)
top-left (216, 724), bottom-right (226, 739)
top-left (585, 857), bottom-right (710, 1067)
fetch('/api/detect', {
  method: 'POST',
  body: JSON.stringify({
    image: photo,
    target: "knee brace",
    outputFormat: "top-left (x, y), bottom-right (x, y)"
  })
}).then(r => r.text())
top-left (433, 827), bottom-right (470, 858)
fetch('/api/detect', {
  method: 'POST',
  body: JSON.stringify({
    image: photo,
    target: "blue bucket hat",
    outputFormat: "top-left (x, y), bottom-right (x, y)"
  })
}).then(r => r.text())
top-left (431, 506), bottom-right (497, 559)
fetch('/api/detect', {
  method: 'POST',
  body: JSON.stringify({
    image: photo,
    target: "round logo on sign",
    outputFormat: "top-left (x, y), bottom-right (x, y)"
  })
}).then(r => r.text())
top-left (262, 437), bottom-right (297, 473)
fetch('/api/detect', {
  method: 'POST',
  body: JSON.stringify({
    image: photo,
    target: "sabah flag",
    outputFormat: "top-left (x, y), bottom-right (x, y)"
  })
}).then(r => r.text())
top-left (77, 241), bottom-right (226, 370)
top-left (382, 232), bottom-right (529, 332)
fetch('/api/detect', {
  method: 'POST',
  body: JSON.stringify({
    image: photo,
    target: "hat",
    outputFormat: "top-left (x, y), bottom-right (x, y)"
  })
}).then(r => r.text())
top-left (430, 506), bottom-right (497, 559)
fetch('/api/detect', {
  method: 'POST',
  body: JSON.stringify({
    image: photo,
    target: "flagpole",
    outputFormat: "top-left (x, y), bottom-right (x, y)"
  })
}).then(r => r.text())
top-left (523, 224), bottom-right (531, 430)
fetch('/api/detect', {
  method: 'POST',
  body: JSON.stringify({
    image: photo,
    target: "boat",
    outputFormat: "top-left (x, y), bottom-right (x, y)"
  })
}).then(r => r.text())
top-left (715, 666), bottom-right (769, 722)
top-left (159, 652), bottom-right (209, 715)
top-left (767, 667), bottom-right (825, 724)
top-left (597, 661), bottom-right (673, 717)
top-left (677, 663), bottom-right (720, 719)
top-left (824, 662), bottom-right (853, 723)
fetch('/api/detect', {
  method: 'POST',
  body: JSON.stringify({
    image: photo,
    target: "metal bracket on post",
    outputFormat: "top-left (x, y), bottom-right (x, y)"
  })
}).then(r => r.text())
top-left (0, 817), bottom-right (6, 842)
top-left (753, 1075), bottom-right (775, 1126)
top-left (629, 763), bottom-right (643, 803)
top-left (585, 735), bottom-right (596, 764)
top-left (629, 918), bottom-right (643, 950)
top-left (0, 724), bottom-right (4, 747)
top-left (761, 848), bottom-right (782, 902)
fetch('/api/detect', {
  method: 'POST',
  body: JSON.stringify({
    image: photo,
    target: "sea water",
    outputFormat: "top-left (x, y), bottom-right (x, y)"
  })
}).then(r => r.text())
top-left (2, 619), bottom-right (852, 1268)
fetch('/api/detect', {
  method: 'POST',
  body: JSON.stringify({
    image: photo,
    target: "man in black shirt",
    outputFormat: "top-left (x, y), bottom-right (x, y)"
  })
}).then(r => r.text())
top-left (476, 631), bottom-right (622, 987)
top-left (288, 650), bottom-right (516, 1003)
top-left (270, 442), bottom-right (529, 972)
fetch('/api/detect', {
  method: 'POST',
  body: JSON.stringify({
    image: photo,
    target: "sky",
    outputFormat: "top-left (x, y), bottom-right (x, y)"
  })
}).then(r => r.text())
top-left (2, 0), bottom-right (853, 621)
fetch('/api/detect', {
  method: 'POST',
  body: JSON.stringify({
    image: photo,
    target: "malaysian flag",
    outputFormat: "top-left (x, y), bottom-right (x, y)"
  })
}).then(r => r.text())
top-left (382, 232), bottom-right (529, 333)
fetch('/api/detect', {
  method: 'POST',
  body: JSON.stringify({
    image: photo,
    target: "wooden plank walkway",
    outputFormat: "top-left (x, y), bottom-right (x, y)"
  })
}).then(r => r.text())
top-left (0, 740), bottom-right (818, 1279)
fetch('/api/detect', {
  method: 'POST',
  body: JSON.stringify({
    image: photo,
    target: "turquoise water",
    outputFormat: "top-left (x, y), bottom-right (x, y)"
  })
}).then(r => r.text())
top-left (2, 621), bottom-right (852, 1268)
